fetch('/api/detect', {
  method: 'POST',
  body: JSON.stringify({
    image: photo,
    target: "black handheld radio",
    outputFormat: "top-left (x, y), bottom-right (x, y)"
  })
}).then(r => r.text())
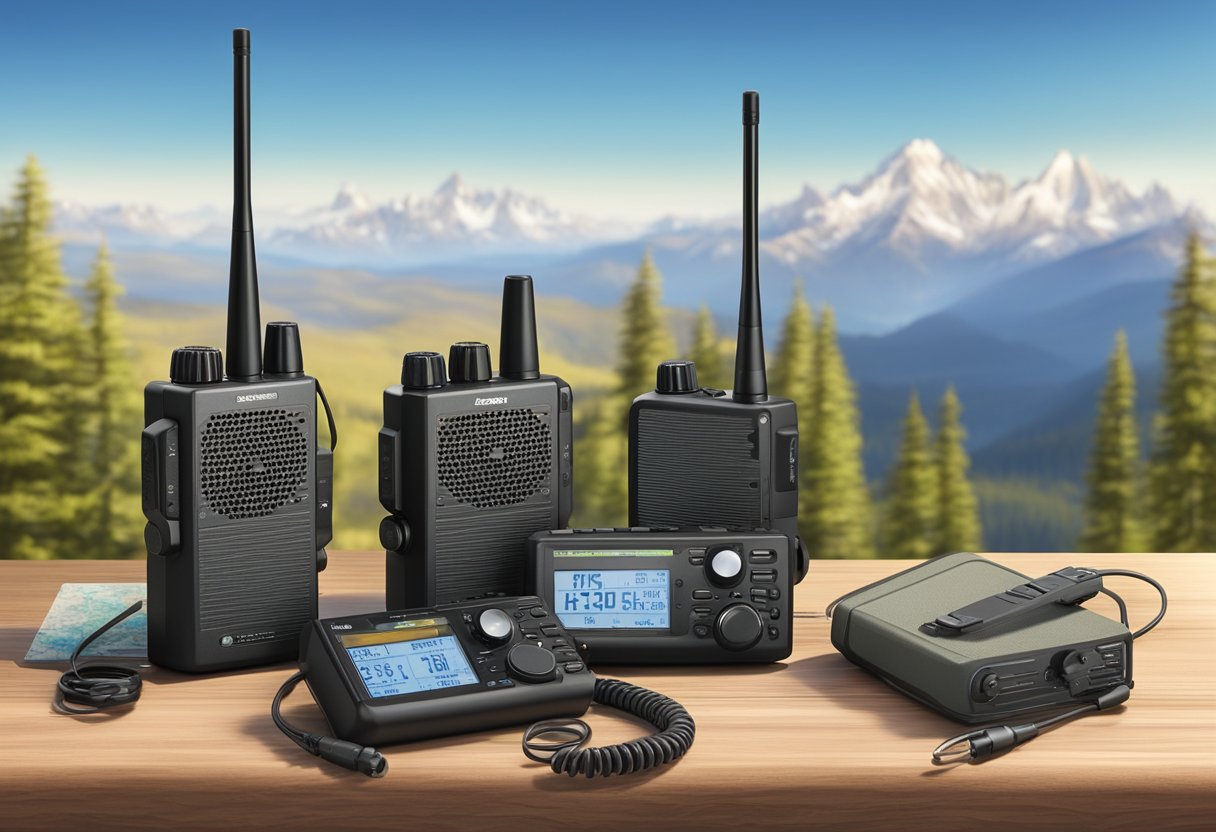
top-left (628, 92), bottom-right (807, 582)
top-left (379, 276), bottom-right (573, 609)
top-left (141, 30), bottom-right (335, 672)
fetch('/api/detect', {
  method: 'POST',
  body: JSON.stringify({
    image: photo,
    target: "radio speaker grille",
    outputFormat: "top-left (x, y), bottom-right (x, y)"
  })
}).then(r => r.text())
top-left (634, 408), bottom-right (761, 528)
top-left (436, 408), bottom-right (552, 509)
top-left (201, 408), bottom-right (310, 520)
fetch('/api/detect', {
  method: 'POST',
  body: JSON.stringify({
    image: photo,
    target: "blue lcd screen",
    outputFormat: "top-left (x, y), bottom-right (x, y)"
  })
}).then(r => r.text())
top-left (554, 569), bottom-right (670, 630)
top-left (344, 630), bottom-right (478, 699)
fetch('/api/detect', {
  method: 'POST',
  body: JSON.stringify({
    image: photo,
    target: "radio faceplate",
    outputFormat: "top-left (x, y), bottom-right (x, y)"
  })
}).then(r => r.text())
top-left (300, 595), bottom-right (594, 746)
top-left (526, 527), bottom-right (794, 664)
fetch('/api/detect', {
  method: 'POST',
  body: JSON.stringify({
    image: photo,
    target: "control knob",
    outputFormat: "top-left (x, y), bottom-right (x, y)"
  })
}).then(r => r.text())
top-left (472, 608), bottom-right (514, 646)
top-left (506, 644), bottom-right (557, 683)
top-left (714, 604), bottom-right (763, 651)
top-left (706, 545), bottom-right (744, 587)
top-left (378, 516), bottom-right (411, 552)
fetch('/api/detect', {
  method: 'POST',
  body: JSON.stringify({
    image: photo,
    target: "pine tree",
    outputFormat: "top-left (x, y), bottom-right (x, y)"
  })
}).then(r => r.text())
top-left (1080, 332), bottom-right (1144, 552)
top-left (1149, 232), bottom-right (1216, 551)
top-left (572, 395), bottom-right (628, 526)
top-left (879, 392), bottom-right (938, 558)
top-left (81, 242), bottom-right (144, 557)
top-left (770, 282), bottom-right (814, 410)
top-left (802, 306), bottom-right (874, 558)
top-left (0, 156), bottom-right (84, 558)
top-left (615, 250), bottom-right (676, 408)
top-left (688, 305), bottom-right (727, 390)
top-left (934, 385), bottom-right (982, 553)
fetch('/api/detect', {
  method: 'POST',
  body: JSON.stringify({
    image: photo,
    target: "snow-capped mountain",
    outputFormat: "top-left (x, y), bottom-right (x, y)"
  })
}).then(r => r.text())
top-left (266, 173), bottom-right (638, 263)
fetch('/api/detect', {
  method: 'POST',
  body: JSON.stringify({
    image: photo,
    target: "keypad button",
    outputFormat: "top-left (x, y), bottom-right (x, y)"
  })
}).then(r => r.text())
top-left (540, 624), bottom-right (560, 636)
top-left (692, 590), bottom-right (713, 600)
top-left (768, 587), bottom-right (781, 600)
top-left (769, 607), bottom-right (780, 620)
top-left (530, 608), bottom-right (548, 618)
top-left (692, 606), bottom-right (713, 619)
top-left (768, 626), bottom-right (780, 639)
top-left (749, 549), bottom-right (777, 564)
top-left (693, 624), bottom-right (710, 638)
top-left (564, 662), bottom-right (585, 673)
top-left (751, 570), bottom-right (776, 583)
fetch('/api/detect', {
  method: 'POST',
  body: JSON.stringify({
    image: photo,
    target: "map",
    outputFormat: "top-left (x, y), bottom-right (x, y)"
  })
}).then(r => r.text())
top-left (24, 583), bottom-right (147, 662)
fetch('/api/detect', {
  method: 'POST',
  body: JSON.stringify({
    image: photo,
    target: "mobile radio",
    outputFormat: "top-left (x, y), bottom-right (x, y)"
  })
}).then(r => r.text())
top-left (526, 527), bottom-right (793, 663)
top-left (272, 596), bottom-right (696, 779)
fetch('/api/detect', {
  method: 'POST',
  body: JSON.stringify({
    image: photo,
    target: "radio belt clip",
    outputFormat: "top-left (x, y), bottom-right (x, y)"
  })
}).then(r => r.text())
top-left (924, 566), bottom-right (1103, 636)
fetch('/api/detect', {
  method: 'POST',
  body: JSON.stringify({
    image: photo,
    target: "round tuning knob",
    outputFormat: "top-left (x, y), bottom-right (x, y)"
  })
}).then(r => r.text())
top-left (655, 359), bottom-right (698, 394)
top-left (170, 346), bottom-right (223, 385)
top-left (448, 342), bottom-right (492, 383)
top-left (378, 517), bottom-right (411, 552)
top-left (706, 546), bottom-right (744, 587)
top-left (714, 604), bottom-right (763, 651)
top-left (506, 643), bottom-right (558, 683)
top-left (401, 351), bottom-right (447, 389)
top-left (473, 608), bottom-right (514, 646)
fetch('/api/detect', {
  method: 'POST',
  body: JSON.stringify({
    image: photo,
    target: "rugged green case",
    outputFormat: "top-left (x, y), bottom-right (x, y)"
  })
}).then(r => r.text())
top-left (830, 552), bottom-right (1132, 723)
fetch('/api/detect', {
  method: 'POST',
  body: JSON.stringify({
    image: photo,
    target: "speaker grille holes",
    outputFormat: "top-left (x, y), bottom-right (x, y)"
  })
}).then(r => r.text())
top-left (201, 408), bottom-right (309, 520)
top-left (437, 409), bottom-right (552, 509)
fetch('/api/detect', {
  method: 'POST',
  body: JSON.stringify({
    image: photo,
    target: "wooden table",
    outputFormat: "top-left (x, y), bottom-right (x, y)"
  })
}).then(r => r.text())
top-left (0, 553), bottom-right (1211, 831)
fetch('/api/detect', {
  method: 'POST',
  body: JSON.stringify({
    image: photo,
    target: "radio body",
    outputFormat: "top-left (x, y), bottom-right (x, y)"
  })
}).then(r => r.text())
top-left (144, 372), bottom-right (329, 672)
top-left (830, 552), bottom-right (1133, 723)
top-left (379, 276), bottom-right (573, 610)
top-left (299, 596), bottom-right (594, 747)
top-left (526, 527), bottom-right (793, 663)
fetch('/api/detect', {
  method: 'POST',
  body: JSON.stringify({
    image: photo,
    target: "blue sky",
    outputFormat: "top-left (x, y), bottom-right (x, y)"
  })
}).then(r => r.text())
top-left (1, 0), bottom-right (1212, 220)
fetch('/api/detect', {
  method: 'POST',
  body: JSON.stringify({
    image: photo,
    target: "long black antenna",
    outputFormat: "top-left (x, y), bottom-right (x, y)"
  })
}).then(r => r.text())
top-left (733, 90), bottom-right (767, 403)
top-left (499, 275), bottom-right (541, 380)
top-left (226, 28), bottom-right (262, 382)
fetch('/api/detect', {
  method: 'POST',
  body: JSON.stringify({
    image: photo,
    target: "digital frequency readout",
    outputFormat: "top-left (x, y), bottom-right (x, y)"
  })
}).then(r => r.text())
top-left (554, 569), bottom-right (670, 630)
top-left (345, 634), bottom-right (478, 699)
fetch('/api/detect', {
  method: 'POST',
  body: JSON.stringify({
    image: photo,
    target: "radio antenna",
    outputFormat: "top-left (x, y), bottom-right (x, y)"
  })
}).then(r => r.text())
top-left (732, 90), bottom-right (768, 403)
top-left (226, 28), bottom-right (262, 382)
top-left (499, 275), bottom-right (541, 380)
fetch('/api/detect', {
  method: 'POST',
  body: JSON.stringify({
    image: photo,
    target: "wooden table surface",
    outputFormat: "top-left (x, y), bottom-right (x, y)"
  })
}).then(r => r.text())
top-left (0, 553), bottom-right (1212, 831)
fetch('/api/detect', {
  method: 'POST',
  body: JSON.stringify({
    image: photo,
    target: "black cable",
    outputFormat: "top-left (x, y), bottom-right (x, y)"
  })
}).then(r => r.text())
top-left (271, 671), bottom-right (387, 777)
top-left (55, 600), bottom-right (144, 714)
top-left (524, 677), bottom-right (696, 778)
top-left (315, 378), bottom-right (338, 450)
top-left (1095, 569), bottom-right (1167, 639)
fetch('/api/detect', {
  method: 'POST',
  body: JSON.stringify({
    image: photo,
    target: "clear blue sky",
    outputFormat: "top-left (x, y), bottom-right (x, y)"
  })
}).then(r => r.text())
top-left (1, 0), bottom-right (1212, 220)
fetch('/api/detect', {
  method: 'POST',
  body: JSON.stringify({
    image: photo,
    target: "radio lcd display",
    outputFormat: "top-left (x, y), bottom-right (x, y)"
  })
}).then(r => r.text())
top-left (341, 617), bottom-right (478, 698)
top-left (554, 569), bottom-right (670, 630)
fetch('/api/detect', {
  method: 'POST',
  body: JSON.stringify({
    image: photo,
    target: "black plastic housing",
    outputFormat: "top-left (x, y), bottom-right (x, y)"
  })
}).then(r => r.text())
top-left (526, 527), bottom-right (793, 664)
top-left (143, 374), bottom-right (329, 671)
top-left (380, 372), bottom-right (573, 609)
top-left (628, 390), bottom-right (803, 574)
top-left (299, 596), bottom-right (594, 747)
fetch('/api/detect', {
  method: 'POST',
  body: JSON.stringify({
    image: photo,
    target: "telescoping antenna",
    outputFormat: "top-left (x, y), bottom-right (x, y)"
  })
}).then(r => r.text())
top-left (732, 90), bottom-right (768, 403)
top-left (226, 28), bottom-right (262, 382)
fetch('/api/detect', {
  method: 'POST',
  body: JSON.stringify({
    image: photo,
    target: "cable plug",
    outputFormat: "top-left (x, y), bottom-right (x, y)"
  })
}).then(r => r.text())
top-left (315, 736), bottom-right (388, 778)
top-left (968, 723), bottom-right (1040, 760)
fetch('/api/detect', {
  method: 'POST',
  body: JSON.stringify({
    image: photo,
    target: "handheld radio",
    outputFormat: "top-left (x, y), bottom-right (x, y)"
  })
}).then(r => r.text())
top-left (526, 527), bottom-right (793, 663)
top-left (141, 30), bottom-right (335, 672)
top-left (379, 276), bottom-right (573, 609)
top-left (628, 92), bottom-right (807, 582)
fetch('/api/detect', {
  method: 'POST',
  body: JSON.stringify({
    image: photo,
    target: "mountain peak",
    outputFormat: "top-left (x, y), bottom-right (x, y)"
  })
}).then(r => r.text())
top-left (435, 172), bottom-right (468, 198)
top-left (331, 181), bottom-right (370, 212)
top-left (897, 138), bottom-right (945, 165)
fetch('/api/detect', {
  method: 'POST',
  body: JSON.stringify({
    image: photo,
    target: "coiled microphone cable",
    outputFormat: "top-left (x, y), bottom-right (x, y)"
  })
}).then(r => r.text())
top-left (54, 600), bottom-right (144, 714)
top-left (522, 677), bottom-right (696, 777)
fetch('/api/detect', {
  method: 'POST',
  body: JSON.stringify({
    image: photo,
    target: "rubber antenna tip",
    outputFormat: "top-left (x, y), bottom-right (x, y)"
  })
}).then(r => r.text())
top-left (233, 29), bottom-right (250, 50)
top-left (743, 91), bottom-right (759, 125)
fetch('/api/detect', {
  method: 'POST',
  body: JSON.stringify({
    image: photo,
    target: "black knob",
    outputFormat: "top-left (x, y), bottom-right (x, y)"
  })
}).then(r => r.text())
top-left (975, 673), bottom-right (1000, 702)
top-left (473, 608), bottom-right (514, 646)
top-left (506, 644), bottom-right (558, 683)
top-left (144, 523), bottom-right (167, 556)
top-left (379, 517), bottom-right (410, 552)
top-left (401, 351), bottom-right (447, 389)
top-left (706, 545), bottom-right (744, 587)
top-left (448, 341), bottom-right (492, 383)
top-left (263, 321), bottom-right (304, 377)
top-left (656, 360), bottom-right (698, 394)
top-left (714, 604), bottom-right (763, 651)
top-left (170, 346), bottom-right (223, 385)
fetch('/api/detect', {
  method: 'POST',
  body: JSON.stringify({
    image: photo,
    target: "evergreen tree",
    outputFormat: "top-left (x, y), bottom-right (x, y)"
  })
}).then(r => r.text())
top-left (879, 392), bottom-right (938, 558)
top-left (572, 395), bottom-right (628, 526)
top-left (802, 306), bottom-right (874, 558)
top-left (0, 156), bottom-right (84, 558)
top-left (934, 385), bottom-right (982, 553)
top-left (1149, 232), bottom-right (1216, 551)
top-left (1080, 332), bottom-right (1144, 552)
top-left (688, 305), bottom-right (727, 390)
top-left (81, 242), bottom-right (144, 557)
top-left (615, 250), bottom-right (676, 408)
top-left (770, 282), bottom-right (814, 410)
